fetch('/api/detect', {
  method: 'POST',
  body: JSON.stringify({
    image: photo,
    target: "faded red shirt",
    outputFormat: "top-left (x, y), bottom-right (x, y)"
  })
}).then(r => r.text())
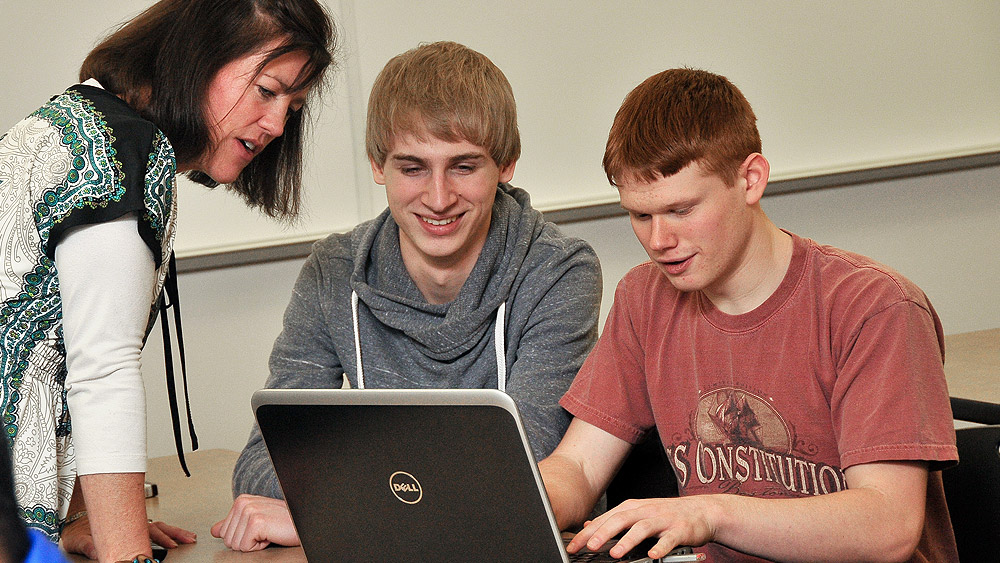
top-left (562, 232), bottom-right (958, 562)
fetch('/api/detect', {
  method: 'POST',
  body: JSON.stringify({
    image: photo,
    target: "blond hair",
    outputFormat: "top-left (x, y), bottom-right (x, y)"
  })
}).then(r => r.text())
top-left (366, 41), bottom-right (520, 168)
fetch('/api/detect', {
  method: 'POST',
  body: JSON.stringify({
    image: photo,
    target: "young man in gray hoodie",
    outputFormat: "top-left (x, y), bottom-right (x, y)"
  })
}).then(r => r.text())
top-left (211, 41), bottom-right (603, 551)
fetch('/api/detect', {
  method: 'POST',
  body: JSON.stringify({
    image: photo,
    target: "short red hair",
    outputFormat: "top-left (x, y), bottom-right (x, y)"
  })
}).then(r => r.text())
top-left (603, 68), bottom-right (761, 187)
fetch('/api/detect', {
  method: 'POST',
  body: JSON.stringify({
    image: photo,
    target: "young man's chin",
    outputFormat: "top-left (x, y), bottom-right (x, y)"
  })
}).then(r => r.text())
top-left (657, 269), bottom-right (704, 294)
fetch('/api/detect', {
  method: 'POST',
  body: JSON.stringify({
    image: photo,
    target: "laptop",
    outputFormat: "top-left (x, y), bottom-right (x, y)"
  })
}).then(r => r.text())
top-left (253, 388), bottom-right (703, 562)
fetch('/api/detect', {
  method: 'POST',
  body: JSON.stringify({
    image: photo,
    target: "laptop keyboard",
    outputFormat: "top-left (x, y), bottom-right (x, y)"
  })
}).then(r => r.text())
top-left (562, 536), bottom-right (700, 562)
top-left (568, 551), bottom-right (629, 562)
top-left (563, 536), bottom-right (652, 562)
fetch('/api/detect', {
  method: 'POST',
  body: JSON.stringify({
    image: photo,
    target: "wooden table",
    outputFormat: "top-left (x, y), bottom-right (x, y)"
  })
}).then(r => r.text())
top-left (65, 449), bottom-right (306, 562)
top-left (62, 328), bottom-right (997, 561)
top-left (944, 328), bottom-right (1000, 406)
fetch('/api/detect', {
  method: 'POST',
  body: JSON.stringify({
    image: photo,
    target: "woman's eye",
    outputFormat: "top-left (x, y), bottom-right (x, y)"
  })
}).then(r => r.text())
top-left (258, 86), bottom-right (276, 99)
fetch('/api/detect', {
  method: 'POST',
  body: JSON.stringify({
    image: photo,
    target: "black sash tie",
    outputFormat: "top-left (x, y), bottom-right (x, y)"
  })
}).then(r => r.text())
top-left (158, 252), bottom-right (198, 476)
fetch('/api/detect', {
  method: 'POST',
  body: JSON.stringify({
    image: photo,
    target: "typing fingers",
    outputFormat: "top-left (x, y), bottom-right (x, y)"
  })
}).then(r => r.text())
top-left (565, 502), bottom-right (636, 554)
top-left (610, 516), bottom-right (683, 559)
top-left (566, 498), bottom-right (688, 558)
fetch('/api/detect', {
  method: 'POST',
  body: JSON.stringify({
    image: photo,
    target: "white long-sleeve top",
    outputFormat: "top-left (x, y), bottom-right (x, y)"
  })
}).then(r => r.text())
top-left (55, 213), bottom-right (154, 475)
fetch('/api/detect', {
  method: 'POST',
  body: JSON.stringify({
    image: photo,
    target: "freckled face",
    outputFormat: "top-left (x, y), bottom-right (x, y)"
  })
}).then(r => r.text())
top-left (619, 160), bottom-right (755, 297)
top-left (370, 134), bottom-right (515, 274)
top-left (184, 41), bottom-right (310, 183)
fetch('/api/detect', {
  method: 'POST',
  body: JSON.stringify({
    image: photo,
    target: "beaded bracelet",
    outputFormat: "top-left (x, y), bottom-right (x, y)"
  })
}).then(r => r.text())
top-left (122, 557), bottom-right (159, 563)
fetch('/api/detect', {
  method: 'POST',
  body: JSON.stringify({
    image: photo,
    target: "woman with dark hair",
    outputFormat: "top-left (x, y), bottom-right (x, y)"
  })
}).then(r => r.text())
top-left (0, 1), bottom-right (336, 561)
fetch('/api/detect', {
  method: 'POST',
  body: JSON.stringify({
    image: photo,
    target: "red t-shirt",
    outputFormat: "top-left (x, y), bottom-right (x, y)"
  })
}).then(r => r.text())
top-left (561, 233), bottom-right (958, 562)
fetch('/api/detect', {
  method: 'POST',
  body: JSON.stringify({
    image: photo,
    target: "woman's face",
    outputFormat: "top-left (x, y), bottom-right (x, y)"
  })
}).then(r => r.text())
top-left (183, 40), bottom-right (311, 183)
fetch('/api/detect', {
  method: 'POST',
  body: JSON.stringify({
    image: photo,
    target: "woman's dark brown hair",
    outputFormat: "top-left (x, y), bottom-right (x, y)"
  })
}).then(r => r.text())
top-left (80, 0), bottom-right (336, 219)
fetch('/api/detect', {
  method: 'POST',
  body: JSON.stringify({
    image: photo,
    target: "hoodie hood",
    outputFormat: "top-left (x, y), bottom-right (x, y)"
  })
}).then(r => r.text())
top-left (348, 183), bottom-right (544, 361)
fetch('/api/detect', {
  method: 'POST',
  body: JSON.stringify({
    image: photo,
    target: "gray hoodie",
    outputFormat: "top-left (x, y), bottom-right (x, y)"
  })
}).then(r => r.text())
top-left (233, 184), bottom-right (602, 498)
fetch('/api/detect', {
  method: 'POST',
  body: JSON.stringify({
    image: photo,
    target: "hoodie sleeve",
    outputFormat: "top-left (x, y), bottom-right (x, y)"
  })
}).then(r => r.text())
top-left (505, 238), bottom-right (603, 461)
top-left (232, 248), bottom-right (345, 498)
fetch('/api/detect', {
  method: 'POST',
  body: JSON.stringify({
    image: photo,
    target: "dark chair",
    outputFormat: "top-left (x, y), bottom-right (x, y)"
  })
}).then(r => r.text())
top-left (942, 396), bottom-right (1000, 562)
top-left (606, 430), bottom-right (678, 508)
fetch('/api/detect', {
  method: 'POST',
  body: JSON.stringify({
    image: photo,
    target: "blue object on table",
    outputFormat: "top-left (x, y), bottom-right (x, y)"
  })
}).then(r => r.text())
top-left (24, 528), bottom-right (70, 563)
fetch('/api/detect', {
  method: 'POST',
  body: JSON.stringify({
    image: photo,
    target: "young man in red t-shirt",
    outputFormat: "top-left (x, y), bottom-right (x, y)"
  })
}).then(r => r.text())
top-left (538, 68), bottom-right (958, 562)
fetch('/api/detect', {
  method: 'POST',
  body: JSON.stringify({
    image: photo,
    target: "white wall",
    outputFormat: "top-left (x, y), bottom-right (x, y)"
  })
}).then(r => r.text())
top-left (5, 1), bottom-right (999, 257)
top-left (141, 164), bottom-right (1000, 460)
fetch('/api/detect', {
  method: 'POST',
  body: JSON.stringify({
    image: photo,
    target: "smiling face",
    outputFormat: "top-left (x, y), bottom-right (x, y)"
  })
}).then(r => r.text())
top-left (371, 132), bottom-right (515, 284)
top-left (618, 158), bottom-right (761, 300)
top-left (184, 41), bottom-right (311, 183)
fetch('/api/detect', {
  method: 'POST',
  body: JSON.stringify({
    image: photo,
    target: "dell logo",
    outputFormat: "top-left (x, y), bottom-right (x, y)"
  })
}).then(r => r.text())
top-left (389, 471), bottom-right (423, 504)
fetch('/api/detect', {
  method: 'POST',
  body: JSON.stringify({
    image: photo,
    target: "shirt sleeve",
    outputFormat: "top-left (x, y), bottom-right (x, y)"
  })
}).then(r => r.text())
top-left (232, 250), bottom-right (344, 498)
top-left (832, 300), bottom-right (957, 469)
top-left (560, 270), bottom-right (657, 445)
top-left (505, 243), bottom-right (603, 460)
top-left (55, 213), bottom-right (155, 475)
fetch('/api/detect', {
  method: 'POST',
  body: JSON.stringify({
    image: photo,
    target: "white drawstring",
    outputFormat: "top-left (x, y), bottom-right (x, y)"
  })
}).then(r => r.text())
top-left (350, 293), bottom-right (507, 391)
top-left (351, 290), bottom-right (365, 389)
top-left (494, 301), bottom-right (507, 392)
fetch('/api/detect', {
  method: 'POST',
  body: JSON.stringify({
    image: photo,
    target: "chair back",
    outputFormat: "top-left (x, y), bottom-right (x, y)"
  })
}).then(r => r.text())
top-left (943, 397), bottom-right (1000, 561)
top-left (606, 430), bottom-right (679, 508)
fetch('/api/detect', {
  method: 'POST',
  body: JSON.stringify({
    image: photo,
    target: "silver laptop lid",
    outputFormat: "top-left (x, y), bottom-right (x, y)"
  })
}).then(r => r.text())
top-left (252, 388), bottom-right (570, 562)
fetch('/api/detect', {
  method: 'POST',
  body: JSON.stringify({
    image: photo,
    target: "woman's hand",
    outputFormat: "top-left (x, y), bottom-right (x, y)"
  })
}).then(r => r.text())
top-left (61, 514), bottom-right (197, 560)
top-left (61, 513), bottom-right (98, 560)
top-left (148, 519), bottom-right (198, 551)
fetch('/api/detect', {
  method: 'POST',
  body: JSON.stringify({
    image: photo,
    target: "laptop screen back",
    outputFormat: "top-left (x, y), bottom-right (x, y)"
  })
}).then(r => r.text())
top-left (253, 388), bottom-right (568, 562)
